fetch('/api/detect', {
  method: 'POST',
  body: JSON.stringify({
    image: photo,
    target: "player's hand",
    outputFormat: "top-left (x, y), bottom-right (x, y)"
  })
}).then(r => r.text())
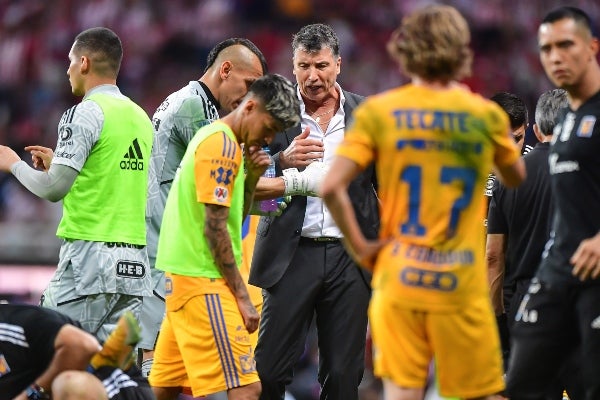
top-left (24, 145), bottom-right (53, 171)
top-left (280, 127), bottom-right (324, 169)
top-left (571, 232), bottom-right (600, 281)
top-left (245, 146), bottom-right (270, 180)
top-left (0, 145), bottom-right (21, 172)
top-left (249, 195), bottom-right (291, 216)
top-left (282, 162), bottom-right (330, 196)
top-left (236, 297), bottom-right (260, 333)
top-left (351, 239), bottom-right (387, 271)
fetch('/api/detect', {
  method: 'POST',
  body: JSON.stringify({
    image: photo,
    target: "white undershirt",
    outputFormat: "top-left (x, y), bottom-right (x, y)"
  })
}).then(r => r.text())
top-left (300, 83), bottom-right (345, 238)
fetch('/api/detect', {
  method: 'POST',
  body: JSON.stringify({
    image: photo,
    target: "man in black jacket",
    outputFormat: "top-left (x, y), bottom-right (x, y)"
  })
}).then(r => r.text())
top-left (250, 23), bottom-right (379, 400)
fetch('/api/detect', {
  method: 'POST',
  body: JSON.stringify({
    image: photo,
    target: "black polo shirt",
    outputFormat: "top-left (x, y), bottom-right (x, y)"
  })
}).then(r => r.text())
top-left (538, 90), bottom-right (600, 286)
top-left (487, 142), bottom-right (554, 291)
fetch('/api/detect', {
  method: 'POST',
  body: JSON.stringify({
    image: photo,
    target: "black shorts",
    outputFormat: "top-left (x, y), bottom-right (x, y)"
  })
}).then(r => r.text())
top-left (505, 278), bottom-right (600, 399)
top-left (94, 366), bottom-right (154, 400)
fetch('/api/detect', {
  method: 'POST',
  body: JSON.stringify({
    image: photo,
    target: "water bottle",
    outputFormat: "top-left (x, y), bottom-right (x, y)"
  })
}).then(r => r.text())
top-left (259, 148), bottom-right (279, 212)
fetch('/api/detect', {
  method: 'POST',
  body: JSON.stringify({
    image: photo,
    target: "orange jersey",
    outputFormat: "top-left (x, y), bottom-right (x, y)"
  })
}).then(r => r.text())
top-left (337, 83), bottom-right (520, 311)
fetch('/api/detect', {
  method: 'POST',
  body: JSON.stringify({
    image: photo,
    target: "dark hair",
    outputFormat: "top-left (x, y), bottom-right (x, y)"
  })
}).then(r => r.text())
top-left (73, 27), bottom-right (123, 77)
top-left (542, 6), bottom-right (594, 36)
top-left (292, 23), bottom-right (340, 57)
top-left (248, 74), bottom-right (300, 130)
top-left (535, 89), bottom-right (568, 136)
top-left (204, 38), bottom-right (267, 74)
top-left (490, 92), bottom-right (529, 130)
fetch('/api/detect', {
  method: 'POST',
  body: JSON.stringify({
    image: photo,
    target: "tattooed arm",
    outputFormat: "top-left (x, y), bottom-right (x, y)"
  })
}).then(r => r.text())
top-left (204, 203), bottom-right (259, 333)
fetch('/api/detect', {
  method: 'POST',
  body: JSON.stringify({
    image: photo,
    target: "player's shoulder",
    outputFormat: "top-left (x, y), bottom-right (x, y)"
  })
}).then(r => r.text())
top-left (157, 82), bottom-right (214, 116)
top-left (196, 124), bottom-right (239, 156)
top-left (449, 88), bottom-right (509, 127)
top-left (59, 101), bottom-right (102, 126)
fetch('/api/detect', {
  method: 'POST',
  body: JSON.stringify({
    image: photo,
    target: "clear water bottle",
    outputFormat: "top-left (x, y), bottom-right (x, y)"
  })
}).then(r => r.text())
top-left (260, 148), bottom-right (279, 212)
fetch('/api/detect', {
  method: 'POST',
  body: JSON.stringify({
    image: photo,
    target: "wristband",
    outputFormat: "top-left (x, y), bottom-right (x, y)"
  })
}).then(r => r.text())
top-left (26, 384), bottom-right (50, 400)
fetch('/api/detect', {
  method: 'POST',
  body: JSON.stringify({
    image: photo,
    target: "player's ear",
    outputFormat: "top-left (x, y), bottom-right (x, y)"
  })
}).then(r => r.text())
top-left (243, 98), bottom-right (257, 115)
top-left (81, 55), bottom-right (91, 74)
top-left (533, 123), bottom-right (544, 142)
top-left (220, 61), bottom-right (233, 80)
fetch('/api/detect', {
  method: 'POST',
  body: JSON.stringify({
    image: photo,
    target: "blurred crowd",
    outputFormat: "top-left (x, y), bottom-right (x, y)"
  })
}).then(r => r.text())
top-left (1, 0), bottom-right (599, 257)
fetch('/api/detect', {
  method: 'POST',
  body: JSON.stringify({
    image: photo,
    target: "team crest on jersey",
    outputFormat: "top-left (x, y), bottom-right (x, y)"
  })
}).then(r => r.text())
top-left (214, 186), bottom-right (228, 202)
top-left (577, 115), bottom-right (596, 138)
top-left (0, 354), bottom-right (11, 377)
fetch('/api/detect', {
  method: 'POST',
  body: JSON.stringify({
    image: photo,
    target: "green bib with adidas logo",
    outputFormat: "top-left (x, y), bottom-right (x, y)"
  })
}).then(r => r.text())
top-left (56, 92), bottom-right (153, 245)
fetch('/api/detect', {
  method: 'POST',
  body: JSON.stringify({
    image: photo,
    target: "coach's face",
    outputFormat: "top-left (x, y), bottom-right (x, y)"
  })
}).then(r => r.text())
top-left (538, 17), bottom-right (599, 90)
top-left (67, 43), bottom-right (85, 97)
top-left (293, 46), bottom-right (340, 104)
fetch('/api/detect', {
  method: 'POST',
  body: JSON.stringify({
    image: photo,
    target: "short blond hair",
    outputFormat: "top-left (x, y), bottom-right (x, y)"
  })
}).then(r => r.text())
top-left (387, 5), bottom-right (472, 82)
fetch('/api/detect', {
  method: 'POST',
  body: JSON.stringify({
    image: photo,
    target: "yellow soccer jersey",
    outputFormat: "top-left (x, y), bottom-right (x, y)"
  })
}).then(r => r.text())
top-left (337, 83), bottom-right (520, 311)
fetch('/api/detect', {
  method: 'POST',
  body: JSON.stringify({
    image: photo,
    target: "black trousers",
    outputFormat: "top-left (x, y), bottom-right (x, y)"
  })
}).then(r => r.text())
top-left (255, 239), bottom-right (371, 400)
top-left (506, 278), bottom-right (597, 400)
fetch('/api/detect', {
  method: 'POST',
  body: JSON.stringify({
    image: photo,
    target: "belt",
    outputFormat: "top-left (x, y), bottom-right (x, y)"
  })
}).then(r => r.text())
top-left (300, 236), bottom-right (341, 242)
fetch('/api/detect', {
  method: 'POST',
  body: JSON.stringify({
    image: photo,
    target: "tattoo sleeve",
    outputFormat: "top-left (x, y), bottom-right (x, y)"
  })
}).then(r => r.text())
top-left (205, 203), bottom-right (250, 300)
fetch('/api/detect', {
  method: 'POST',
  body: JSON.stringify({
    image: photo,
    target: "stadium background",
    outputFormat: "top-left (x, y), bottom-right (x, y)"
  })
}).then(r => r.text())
top-left (1, 1), bottom-right (598, 398)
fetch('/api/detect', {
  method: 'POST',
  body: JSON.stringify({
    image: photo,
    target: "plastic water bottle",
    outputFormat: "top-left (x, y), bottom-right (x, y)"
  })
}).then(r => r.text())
top-left (260, 148), bottom-right (279, 212)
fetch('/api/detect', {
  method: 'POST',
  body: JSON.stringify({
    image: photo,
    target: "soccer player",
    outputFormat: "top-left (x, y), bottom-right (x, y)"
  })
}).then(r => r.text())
top-left (506, 6), bottom-right (600, 398)
top-left (0, 27), bottom-right (153, 342)
top-left (321, 5), bottom-right (525, 400)
top-left (141, 37), bottom-right (267, 377)
top-left (148, 74), bottom-right (300, 400)
top-left (0, 304), bottom-right (151, 400)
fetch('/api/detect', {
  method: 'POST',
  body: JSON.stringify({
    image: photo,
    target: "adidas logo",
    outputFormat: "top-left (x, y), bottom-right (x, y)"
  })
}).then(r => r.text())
top-left (591, 315), bottom-right (600, 329)
top-left (120, 138), bottom-right (144, 170)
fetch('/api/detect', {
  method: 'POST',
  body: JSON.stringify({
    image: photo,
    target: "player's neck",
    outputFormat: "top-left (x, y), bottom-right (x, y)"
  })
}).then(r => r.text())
top-left (568, 65), bottom-right (600, 110)
top-left (411, 76), bottom-right (460, 91)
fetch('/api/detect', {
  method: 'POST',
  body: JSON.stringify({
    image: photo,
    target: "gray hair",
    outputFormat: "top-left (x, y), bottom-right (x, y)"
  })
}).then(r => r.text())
top-left (292, 23), bottom-right (340, 57)
top-left (248, 74), bottom-right (300, 129)
top-left (535, 88), bottom-right (568, 136)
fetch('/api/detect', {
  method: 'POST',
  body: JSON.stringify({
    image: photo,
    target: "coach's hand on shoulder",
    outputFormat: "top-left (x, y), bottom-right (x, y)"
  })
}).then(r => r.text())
top-left (0, 145), bottom-right (21, 172)
top-left (25, 145), bottom-right (54, 172)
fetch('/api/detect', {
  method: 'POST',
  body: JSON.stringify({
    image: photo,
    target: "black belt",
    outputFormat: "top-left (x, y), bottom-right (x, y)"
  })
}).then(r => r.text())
top-left (300, 236), bottom-right (341, 242)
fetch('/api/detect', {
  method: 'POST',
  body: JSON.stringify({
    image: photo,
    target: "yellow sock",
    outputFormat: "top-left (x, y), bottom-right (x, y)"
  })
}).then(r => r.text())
top-left (90, 311), bottom-right (141, 370)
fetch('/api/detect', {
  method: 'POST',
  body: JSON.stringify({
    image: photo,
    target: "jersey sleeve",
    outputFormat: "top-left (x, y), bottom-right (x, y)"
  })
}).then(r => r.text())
top-left (336, 101), bottom-right (377, 168)
top-left (194, 131), bottom-right (242, 207)
top-left (52, 101), bottom-right (103, 172)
